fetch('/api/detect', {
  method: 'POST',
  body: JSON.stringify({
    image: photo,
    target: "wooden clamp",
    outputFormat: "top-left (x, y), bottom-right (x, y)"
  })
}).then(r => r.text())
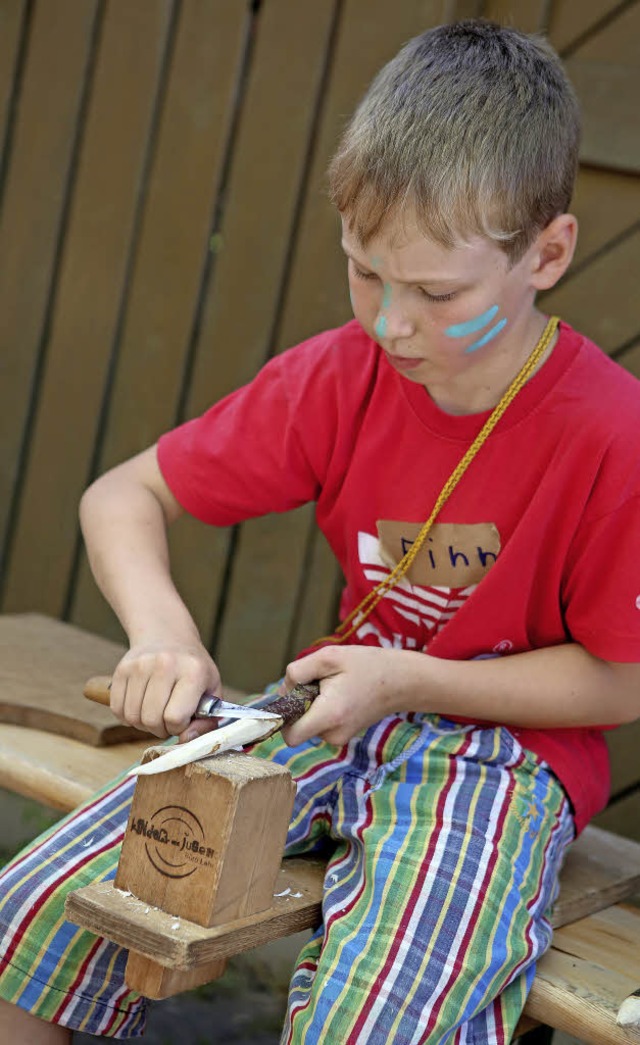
top-left (80, 745), bottom-right (296, 998)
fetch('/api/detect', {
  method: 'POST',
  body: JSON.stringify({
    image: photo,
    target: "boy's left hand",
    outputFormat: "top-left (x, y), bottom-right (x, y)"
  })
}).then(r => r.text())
top-left (282, 644), bottom-right (410, 747)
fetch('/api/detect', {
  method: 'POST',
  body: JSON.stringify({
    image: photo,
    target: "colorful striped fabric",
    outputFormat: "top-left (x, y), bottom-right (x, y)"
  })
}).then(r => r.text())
top-left (0, 713), bottom-right (573, 1042)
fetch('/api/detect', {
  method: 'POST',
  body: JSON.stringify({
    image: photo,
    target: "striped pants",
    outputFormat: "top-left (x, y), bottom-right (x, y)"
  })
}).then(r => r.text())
top-left (0, 712), bottom-right (574, 1043)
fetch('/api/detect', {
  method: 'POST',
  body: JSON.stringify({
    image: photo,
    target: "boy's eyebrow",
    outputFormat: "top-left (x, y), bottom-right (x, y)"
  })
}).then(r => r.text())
top-left (340, 243), bottom-right (463, 287)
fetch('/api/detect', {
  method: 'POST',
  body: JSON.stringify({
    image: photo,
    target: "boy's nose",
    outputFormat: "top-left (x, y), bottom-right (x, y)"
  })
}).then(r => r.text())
top-left (375, 306), bottom-right (415, 341)
top-left (374, 289), bottom-right (415, 340)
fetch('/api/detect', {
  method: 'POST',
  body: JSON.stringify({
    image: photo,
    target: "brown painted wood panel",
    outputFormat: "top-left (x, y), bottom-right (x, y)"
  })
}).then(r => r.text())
top-left (288, 529), bottom-right (342, 662)
top-left (2, 0), bottom-right (173, 618)
top-left (607, 719), bottom-right (640, 798)
top-left (126, 0), bottom-right (344, 686)
top-left (276, 0), bottom-right (448, 353)
top-left (70, 0), bottom-right (249, 642)
top-left (188, 0), bottom-right (342, 688)
top-left (540, 228), bottom-right (640, 352)
top-left (482, 0), bottom-right (548, 31)
top-left (444, 1), bottom-right (483, 17)
top-left (616, 339), bottom-right (640, 379)
top-left (0, 0), bottom-right (99, 554)
top-left (0, 0), bottom-right (27, 159)
top-left (563, 2), bottom-right (640, 174)
top-left (547, 0), bottom-right (630, 53)
top-left (571, 169), bottom-right (640, 265)
top-left (594, 791), bottom-right (640, 843)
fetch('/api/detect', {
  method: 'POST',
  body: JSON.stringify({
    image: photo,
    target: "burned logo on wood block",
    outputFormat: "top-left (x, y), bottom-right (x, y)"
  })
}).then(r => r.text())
top-left (128, 804), bottom-right (216, 879)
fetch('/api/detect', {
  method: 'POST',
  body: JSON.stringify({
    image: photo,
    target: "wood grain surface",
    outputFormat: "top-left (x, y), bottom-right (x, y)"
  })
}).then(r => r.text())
top-left (0, 613), bottom-right (148, 745)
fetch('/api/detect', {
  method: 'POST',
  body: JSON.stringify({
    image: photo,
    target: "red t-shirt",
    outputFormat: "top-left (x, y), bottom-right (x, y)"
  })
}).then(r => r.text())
top-left (158, 319), bottom-right (640, 832)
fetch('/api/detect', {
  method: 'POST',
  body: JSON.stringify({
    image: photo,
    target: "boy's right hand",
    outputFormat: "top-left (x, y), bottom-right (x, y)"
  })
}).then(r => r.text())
top-left (109, 641), bottom-right (220, 742)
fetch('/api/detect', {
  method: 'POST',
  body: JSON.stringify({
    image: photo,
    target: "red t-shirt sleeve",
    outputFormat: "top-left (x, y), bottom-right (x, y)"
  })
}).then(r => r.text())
top-left (157, 351), bottom-right (323, 525)
top-left (563, 493), bottom-right (640, 662)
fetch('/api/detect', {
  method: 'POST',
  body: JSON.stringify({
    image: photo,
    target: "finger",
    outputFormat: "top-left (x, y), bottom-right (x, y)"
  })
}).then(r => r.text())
top-left (123, 673), bottom-right (156, 732)
top-left (282, 695), bottom-right (330, 747)
top-left (137, 672), bottom-right (177, 737)
top-left (162, 675), bottom-right (211, 737)
top-left (178, 718), bottom-right (219, 745)
top-left (284, 647), bottom-right (338, 689)
top-left (108, 668), bottom-right (127, 721)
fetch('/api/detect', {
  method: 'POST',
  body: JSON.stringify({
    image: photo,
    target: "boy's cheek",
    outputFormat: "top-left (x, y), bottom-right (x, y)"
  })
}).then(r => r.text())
top-left (348, 283), bottom-right (375, 325)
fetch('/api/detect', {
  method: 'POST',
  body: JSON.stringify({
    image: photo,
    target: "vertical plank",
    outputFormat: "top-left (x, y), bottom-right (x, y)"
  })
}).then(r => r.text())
top-left (482, 1), bottom-right (549, 31)
top-left (0, 0), bottom-right (28, 171)
top-left (69, 0), bottom-right (250, 641)
top-left (2, 0), bottom-right (174, 617)
top-left (276, 0), bottom-right (447, 354)
top-left (0, 0), bottom-right (99, 562)
top-left (593, 792), bottom-right (640, 843)
top-left (443, 0), bottom-right (484, 18)
top-left (287, 528), bottom-right (343, 659)
top-left (540, 229), bottom-right (640, 352)
top-left (171, 0), bottom-right (343, 687)
top-left (614, 339), bottom-right (640, 380)
top-left (547, 0), bottom-right (626, 52)
top-left (562, 3), bottom-right (640, 173)
top-left (570, 170), bottom-right (640, 266)
top-left (606, 720), bottom-right (640, 798)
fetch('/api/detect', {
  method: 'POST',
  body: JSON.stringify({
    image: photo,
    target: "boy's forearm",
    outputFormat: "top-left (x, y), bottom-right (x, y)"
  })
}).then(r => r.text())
top-left (79, 469), bottom-right (199, 648)
top-left (407, 644), bottom-right (640, 728)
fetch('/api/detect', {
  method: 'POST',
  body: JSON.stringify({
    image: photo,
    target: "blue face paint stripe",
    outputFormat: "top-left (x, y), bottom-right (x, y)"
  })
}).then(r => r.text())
top-left (382, 283), bottom-right (392, 309)
top-left (445, 304), bottom-right (499, 339)
top-left (374, 314), bottom-right (387, 338)
top-left (465, 317), bottom-right (508, 353)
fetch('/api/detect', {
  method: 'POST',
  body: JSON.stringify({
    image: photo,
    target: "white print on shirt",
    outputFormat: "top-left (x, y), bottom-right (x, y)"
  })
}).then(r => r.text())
top-left (356, 531), bottom-right (477, 645)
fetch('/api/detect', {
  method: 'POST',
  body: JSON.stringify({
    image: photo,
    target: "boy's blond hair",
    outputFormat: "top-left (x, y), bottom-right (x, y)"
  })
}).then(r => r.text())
top-left (329, 20), bottom-right (581, 263)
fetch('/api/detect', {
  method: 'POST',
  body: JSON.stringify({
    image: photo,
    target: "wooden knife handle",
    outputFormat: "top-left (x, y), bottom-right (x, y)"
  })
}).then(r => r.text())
top-left (263, 681), bottom-right (320, 725)
top-left (84, 675), bottom-right (111, 706)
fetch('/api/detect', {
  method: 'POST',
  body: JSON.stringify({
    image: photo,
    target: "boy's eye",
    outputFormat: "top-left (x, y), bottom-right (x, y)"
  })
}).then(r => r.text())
top-left (351, 263), bottom-right (378, 281)
top-left (419, 288), bottom-right (456, 303)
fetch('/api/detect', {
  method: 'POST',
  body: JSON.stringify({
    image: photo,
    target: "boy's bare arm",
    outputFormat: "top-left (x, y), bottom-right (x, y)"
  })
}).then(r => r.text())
top-left (79, 446), bottom-right (219, 740)
top-left (282, 642), bottom-right (640, 747)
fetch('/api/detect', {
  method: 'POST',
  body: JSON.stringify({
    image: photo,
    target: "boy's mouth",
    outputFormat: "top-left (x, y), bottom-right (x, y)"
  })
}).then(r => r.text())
top-left (383, 352), bottom-right (423, 372)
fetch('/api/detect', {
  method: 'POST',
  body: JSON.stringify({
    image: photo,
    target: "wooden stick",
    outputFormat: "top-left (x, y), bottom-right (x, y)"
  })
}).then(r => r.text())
top-left (129, 715), bottom-right (285, 776)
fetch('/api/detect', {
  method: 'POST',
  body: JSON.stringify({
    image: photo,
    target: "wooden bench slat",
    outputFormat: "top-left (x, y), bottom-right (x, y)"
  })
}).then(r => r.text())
top-left (0, 723), bottom-right (149, 811)
top-left (550, 904), bottom-right (640, 973)
top-left (552, 826), bottom-right (640, 927)
top-left (527, 908), bottom-right (640, 1045)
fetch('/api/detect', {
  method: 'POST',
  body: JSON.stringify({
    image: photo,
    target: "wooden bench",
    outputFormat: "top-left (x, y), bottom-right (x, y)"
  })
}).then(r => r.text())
top-left (1, 613), bottom-right (639, 1044)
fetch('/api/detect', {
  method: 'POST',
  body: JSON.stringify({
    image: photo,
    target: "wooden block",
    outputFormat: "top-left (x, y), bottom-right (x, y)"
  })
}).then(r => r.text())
top-left (125, 951), bottom-right (227, 1001)
top-left (115, 751), bottom-right (296, 928)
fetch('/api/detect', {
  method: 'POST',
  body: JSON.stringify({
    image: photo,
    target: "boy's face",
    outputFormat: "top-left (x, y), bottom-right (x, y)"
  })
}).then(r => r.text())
top-left (341, 216), bottom-right (540, 395)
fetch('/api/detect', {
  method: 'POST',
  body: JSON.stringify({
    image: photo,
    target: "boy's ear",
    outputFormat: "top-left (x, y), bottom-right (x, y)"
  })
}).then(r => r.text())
top-left (529, 214), bottom-right (578, 292)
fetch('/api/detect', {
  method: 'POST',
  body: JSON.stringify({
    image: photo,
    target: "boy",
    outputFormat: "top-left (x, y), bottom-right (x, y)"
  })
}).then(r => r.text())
top-left (1, 18), bottom-right (640, 1045)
